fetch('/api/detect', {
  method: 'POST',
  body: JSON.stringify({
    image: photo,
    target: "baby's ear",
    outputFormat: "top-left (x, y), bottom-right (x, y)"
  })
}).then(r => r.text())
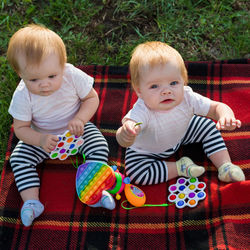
top-left (134, 86), bottom-right (141, 98)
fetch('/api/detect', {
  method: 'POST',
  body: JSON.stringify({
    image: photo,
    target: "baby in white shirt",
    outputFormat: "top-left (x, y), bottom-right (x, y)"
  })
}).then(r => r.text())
top-left (116, 41), bottom-right (245, 185)
top-left (7, 24), bottom-right (115, 227)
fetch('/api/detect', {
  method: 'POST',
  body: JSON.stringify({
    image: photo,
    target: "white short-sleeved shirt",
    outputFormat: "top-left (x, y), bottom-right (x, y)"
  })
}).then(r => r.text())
top-left (8, 63), bottom-right (93, 135)
top-left (123, 86), bottom-right (211, 153)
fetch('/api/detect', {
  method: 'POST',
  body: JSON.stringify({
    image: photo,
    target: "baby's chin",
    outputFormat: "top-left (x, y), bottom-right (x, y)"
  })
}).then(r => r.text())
top-left (147, 106), bottom-right (174, 113)
top-left (147, 103), bottom-right (177, 112)
top-left (39, 91), bottom-right (54, 96)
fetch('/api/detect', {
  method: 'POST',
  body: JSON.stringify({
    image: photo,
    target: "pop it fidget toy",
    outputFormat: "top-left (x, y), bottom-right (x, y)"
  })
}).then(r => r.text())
top-left (49, 130), bottom-right (84, 160)
top-left (168, 177), bottom-right (206, 208)
top-left (76, 162), bottom-right (116, 205)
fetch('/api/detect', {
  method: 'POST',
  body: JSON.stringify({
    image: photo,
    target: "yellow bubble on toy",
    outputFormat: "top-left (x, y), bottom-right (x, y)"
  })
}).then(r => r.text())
top-left (65, 131), bottom-right (71, 137)
top-left (124, 184), bottom-right (146, 207)
top-left (116, 193), bottom-right (121, 200)
top-left (178, 193), bottom-right (185, 199)
top-left (189, 184), bottom-right (195, 190)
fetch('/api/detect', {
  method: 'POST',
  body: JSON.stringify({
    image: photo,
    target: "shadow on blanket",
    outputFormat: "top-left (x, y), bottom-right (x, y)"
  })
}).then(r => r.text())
top-left (0, 60), bottom-right (249, 249)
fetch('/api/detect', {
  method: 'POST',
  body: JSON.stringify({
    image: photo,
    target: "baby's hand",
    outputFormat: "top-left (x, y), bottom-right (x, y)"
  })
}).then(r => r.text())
top-left (117, 120), bottom-right (141, 147)
top-left (216, 117), bottom-right (241, 131)
top-left (68, 118), bottom-right (84, 137)
top-left (123, 120), bottom-right (141, 137)
top-left (40, 134), bottom-right (59, 152)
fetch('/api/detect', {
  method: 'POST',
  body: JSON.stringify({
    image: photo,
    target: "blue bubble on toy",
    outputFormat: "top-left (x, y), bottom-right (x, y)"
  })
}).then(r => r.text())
top-left (111, 165), bottom-right (117, 171)
top-left (124, 177), bottom-right (130, 184)
top-left (177, 200), bottom-right (184, 207)
top-left (197, 192), bottom-right (205, 198)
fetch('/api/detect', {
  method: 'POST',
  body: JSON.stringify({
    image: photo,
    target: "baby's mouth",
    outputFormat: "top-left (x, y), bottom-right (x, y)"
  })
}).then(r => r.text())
top-left (41, 90), bottom-right (51, 95)
top-left (161, 99), bottom-right (174, 104)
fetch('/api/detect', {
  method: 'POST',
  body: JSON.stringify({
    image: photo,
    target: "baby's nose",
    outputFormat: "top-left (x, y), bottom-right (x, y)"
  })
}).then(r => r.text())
top-left (161, 87), bottom-right (171, 95)
top-left (40, 79), bottom-right (49, 87)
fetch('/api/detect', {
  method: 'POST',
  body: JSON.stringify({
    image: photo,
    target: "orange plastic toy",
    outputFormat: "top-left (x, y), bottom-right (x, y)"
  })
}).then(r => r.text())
top-left (124, 184), bottom-right (146, 207)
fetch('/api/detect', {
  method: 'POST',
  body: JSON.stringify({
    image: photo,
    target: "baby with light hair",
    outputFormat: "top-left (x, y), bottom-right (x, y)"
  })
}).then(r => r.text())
top-left (7, 24), bottom-right (115, 226)
top-left (116, 41), bottom-right (245, 186)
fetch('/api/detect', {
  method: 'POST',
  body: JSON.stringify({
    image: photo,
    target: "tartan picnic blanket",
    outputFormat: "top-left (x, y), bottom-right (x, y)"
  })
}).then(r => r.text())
top-left (0, 60), bottom-right (250, 249)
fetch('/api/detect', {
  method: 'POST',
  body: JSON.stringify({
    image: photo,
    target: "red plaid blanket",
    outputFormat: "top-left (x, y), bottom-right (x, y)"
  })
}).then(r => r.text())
top-left (1, 60), bottom-right (249, 249)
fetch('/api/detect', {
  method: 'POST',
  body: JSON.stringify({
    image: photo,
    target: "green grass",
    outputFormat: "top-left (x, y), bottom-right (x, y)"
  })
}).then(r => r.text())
top-left (0, 0), bottom-right (249, 173)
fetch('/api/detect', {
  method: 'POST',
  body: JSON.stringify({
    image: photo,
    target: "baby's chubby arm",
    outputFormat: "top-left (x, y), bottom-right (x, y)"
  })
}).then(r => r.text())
top-left (207, 100), bottom-right (241, 131)
top-left (116, 119), bottom-right (141, 148)
top-left (68, 88), bottom-right (99, 137)
top-left (13, 119), bottom-right (58, 152)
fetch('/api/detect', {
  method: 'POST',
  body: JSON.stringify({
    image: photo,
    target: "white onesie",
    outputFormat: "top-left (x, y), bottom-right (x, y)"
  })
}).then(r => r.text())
top-left (123, 86), bottom-right (211, 153)
top-left (8, 63), bottom-right (93, 135)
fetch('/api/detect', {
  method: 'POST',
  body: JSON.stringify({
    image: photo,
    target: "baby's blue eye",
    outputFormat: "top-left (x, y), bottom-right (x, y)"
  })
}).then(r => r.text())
top-left (170, 81), bottom-right (178, 86)
top-left (150, 84), bottom-right (158, 89)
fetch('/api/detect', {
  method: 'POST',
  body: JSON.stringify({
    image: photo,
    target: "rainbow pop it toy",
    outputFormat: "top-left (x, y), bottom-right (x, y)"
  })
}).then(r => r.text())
top-left (76, 162), bottom-right (116, 205)
top-left (49, 130), bottom-right (84, 160)
top-left (168, 177), bottom-right (206, 208)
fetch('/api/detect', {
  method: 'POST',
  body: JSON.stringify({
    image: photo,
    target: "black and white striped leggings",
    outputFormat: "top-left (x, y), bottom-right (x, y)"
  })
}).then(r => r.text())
top-left (125, 115), bottom-right (227, 185)
top-left (10, 122), bottom-right (109, 192)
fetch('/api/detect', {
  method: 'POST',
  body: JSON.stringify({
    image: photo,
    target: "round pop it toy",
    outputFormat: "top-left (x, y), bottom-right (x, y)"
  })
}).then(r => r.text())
top-left (49, 130), bottom-right (84, 160)
top-left (168, 177), bottom-right (206, 208)
top-left (76, 161), bottom-right (116, 205)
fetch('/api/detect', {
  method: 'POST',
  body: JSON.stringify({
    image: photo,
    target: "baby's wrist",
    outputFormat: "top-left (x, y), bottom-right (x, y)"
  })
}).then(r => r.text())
top-left (39, 134), bottom-right (45, 148)
top-left (75, 116), bottom-right (86, 125)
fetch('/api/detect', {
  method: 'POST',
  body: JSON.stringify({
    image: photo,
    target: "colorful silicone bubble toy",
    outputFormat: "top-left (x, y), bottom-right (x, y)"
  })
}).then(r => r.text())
top-left (76, 161), bottom-right (116, 205)
top-left (49, 130), bottom-right (84, 160)
top-left (168, 177), bottom-right (206, 209)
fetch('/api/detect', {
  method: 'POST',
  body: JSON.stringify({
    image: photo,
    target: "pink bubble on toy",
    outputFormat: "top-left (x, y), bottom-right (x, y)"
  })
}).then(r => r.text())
top-left (168, 177), bottom-right (206, 209)
top-left (49, 130), bottom-right (84, 160)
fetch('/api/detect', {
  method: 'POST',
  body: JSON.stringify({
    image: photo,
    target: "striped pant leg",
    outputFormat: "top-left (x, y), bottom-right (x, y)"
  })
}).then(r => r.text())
top-left (125, 116), bottom-right (226, 185)
top-left (125, 148), bottom-right (176, 185)
top-left (181, 115), bottom-right (227, 157)
top-left (78, 122), bottom-right (109, 163)
top-left (9, 141), bottom-right (49, 192)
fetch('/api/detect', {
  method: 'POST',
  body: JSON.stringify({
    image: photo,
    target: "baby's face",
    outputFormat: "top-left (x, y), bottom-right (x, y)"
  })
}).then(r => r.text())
top-left (17, 53), bottom-right (64, 96)
top-left (135, 62), bottom-right (185, 111)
